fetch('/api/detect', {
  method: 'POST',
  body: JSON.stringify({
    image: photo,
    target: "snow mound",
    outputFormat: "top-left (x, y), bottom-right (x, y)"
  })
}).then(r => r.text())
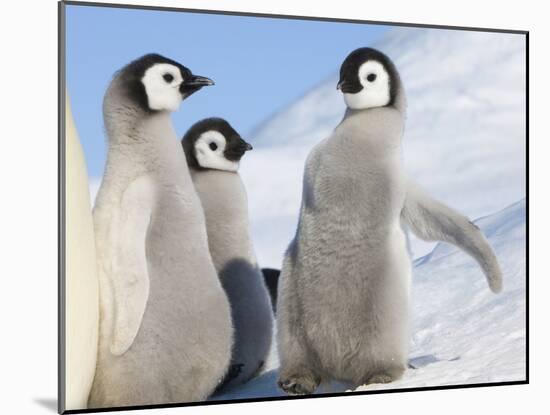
top-left (213, 199), bottom-right (526, 399)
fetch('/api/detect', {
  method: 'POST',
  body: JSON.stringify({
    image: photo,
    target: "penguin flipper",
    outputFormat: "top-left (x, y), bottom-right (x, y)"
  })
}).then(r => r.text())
top-left (401, 180), bottom-right (503, 293)
top-left (110, 176), bottom-right (155, 356)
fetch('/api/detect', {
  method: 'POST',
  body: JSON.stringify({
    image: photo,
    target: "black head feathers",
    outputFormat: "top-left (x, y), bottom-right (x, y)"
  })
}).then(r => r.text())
top-left (337, 48), bottom-right (400, 107)
top-left (182, 118), bottom-right (253, 170)
top-left (114, 54), bottom-right (189, 112)
top-left (114, 53), bottom-right (213, 112)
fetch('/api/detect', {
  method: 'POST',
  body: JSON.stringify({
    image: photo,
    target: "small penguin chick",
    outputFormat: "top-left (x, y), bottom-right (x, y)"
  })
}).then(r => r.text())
top-left (181, 118), bottom-right (273, 391)
top-left (337, 47), bottom-right (400, 110)
top-left (182, 117), bottom-right (253, 172)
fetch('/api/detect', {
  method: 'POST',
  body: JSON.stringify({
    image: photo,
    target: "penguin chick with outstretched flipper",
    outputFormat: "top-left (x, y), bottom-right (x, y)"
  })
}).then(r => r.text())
top-left (276, 47), bottom-right (502, 396)
top-left (89, 55), bottom-right (233, 408)
top-left (182, 118), bottom-right (274, 391)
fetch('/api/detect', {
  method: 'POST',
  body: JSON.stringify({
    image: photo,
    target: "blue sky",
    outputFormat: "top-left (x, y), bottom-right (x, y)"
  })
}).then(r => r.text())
top-left (66, 4), bottom-right (389, 178)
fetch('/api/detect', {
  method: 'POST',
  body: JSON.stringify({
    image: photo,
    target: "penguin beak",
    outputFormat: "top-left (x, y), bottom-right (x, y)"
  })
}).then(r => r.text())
top-left (336, 78), bottom-right (352, 92)
top-left (238, 138), bottom-right (253, 152)
top-left (243, 140), bottom-right (253, 151)
top-left (180, 74), bottom-right (215, 99)
top-left (185, 75), bottom-right (215, 87)
top-left (337, 79), bottom-right (358, 94)
top-left (224, 138), bottom-right (253, 161)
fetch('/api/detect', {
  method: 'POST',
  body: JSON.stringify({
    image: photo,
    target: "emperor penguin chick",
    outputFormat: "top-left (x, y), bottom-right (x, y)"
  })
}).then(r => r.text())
top-left (182, 118), bottom-right (274, 391)
top-left (89, 55), bottom-right (233, 408)
top-left (276, 48), bottom-right (502, 396)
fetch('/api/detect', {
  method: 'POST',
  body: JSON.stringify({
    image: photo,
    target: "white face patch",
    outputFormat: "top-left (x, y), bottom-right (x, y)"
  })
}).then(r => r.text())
top-left (195, 130), bottom-right (239, 172)
top-left (343, 60), bottom-right (391, 110)
top-left (141, 63), bottom-right (184, 112)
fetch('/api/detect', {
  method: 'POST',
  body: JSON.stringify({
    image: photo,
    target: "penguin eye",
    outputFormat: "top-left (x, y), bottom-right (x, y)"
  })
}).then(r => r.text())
top-left (209, 142), bottom-right (218, 151)
top-left (163, 73), bottom-right (174, 83)
top-left (366, 73), bottom-right (377, 82)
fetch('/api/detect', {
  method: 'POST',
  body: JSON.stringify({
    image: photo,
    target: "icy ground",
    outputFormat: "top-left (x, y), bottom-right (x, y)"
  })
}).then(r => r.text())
top-left (213, 198), bottom-right (526, 399)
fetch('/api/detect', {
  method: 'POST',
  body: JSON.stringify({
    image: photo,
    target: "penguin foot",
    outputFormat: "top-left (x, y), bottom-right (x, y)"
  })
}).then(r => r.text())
top-left (363, 366), bottom-right (405, 385)
top-left (278, 374), bottom-right (320, 395)
top-left (366, 373), bottom-right (395, 384)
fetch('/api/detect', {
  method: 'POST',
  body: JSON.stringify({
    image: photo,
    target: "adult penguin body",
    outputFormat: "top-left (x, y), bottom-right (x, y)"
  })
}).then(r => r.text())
top-left (64, 93), bottom-right (99, 411)
top-left (182, 118), bottom-right (273, 390)
top-left (276, 48), bottom-right (503, 395)
top-left (88, 55), bottom-right (233, 408)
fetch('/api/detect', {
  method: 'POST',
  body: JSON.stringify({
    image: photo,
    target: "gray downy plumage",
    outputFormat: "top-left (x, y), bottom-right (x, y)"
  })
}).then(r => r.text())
top-left (276, 47), bottom-right (502, 395)
top-left (401, 181), bottom-right (503, 293)
top-left (88, 55), bottom-right (233, 408)
top-left (182, 118), bottom-right (274, 391)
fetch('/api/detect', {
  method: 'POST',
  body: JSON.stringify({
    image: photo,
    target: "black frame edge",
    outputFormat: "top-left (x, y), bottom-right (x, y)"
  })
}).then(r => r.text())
top-left (62, 0), bottom-right (528, 35)
top-left (65, 381), bottom-right (528, 414)
top-left (524, 31), bottom-right (529, 384)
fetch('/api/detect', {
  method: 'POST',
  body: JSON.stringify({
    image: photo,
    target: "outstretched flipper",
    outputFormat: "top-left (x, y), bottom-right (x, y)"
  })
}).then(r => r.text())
top-left (401, 180), bottom-right (503, 293)
top-left (109, 176), bottom-right (155, 355)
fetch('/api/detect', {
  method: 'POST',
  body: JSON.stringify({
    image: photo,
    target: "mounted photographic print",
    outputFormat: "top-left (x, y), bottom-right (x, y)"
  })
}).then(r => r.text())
top-left (59, 1), bottom-right (528, 413)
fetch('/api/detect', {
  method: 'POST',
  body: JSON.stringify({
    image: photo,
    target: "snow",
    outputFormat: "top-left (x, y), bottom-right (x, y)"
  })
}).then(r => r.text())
top-left (213, 198), bottom-right (526, 399)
